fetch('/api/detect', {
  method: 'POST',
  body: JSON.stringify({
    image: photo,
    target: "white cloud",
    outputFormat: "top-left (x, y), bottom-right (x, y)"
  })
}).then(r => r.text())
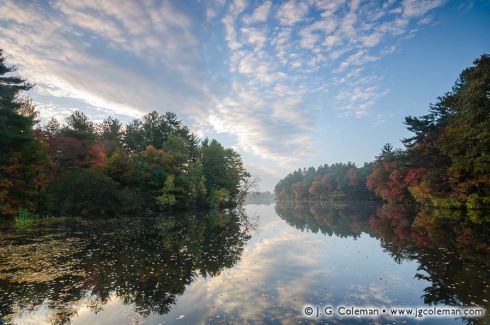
top-left (243, 1), bottom-right (272, 24)
top-left (214, 0), bottom-right (447, 165)
top-left (335, 86), bottom-right (389, 117)
top-left (222, 0), bottom-right (248, 50)
top-left (0, 0), bottom-right (449, 187)
top-left (324, 35), bottom-right (339, 48)
top-left (403, 0), bottom-right (446, 17)
top-left (335, 50), bottom-right (379, 72)
top-left (241, 27), bottom-right (267, 48)
top-left (276, 0), bottom-right (309, 26)
top-left (361, 32), bottom-right (383, 48)
top-left (0, 0), bottom-right (212, 127)
top-left (298, 26), bottom-right (321, 50)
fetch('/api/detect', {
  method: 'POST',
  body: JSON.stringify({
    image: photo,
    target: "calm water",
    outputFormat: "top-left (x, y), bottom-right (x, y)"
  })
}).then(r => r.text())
top-left (0, 202), bottom-right (488, 324)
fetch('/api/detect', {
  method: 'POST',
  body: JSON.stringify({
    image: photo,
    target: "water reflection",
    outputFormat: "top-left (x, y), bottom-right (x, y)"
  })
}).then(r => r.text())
top-left (1, 203), bottom-right (489, 324)
top-left (276, 201), bottom-right (490, 324)
top-left (275, 200), bottom-right (378, 238)
top-left (0, 210), bottom-right (250, 324)
top-left (371, 204), bottom-right (490, 311)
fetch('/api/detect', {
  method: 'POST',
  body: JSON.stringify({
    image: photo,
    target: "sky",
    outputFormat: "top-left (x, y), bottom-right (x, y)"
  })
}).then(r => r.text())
top-left (0, 0), bottom-right (489, 191)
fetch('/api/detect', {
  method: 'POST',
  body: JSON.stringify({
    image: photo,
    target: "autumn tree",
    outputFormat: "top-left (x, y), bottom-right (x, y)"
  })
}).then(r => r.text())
top-left (0, 49), bottom-right (49, 216)
top-left (0, 50), bottom-right (252, 216)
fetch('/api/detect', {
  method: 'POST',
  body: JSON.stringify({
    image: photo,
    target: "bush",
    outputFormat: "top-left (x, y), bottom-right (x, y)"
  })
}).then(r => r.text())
top-left (42, 169), bottom-right (123, 217)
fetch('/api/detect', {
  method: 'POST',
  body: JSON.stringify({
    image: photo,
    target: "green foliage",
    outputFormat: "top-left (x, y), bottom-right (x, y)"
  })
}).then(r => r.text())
top-left (122, 111), bottom-right (198, 156)
top-left (0, 50), bottom-right (34, 161)
top-left (0, 50), bottom-right (50, 217)
top-left (435, 55), bottom-right (490, 202)
top-left (43, 169), bottom-right (123, 217)
top-left (99, 116), bottom-right (122, 156)
top-left (104, 148), bottom-right (134, 186)
top-left (156, 175), bottom-right (177, 209)
top-left (0, 50), bottom-right (250, 217)
top-left (62, 110), bottom-right (95, 142)
top-left (208, 188), bottom-right (230, 209)
top-left (201, 139), bottom-right (250, 207)
top-left (15, 207), bottom-right (35, 228)
top-left (466, 194), bottom-right (490, 211)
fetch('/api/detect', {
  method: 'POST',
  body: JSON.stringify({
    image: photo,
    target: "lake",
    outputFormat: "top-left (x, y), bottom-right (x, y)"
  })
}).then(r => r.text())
top-left (0, 202), bottom-right (488, 324)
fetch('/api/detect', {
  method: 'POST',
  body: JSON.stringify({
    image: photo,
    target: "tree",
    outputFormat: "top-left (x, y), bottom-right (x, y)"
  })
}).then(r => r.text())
top-left (156, 175), bottom-right (177, 209)
top-left (363, 54), bottom-right (490, 212)
top-left (0, 49), bottom-right (49, 216)
top-left (366, 145), bottom-right (411, 202)
top-left (62, 110), bottom-right (95, 142)
top-left (435, 54), bottom-right (490, 208)
top-left (98, 116), bottom-right (122, 156)
top-left (0, 50), bottom-right (252, 216)
top-left (201, 139), bottom-right (250, 207)
top-left (104, 148), bottom-right (134, 186)
top-left (43, 169), bottom-right (122, 217)
top-left (0, 49), bottom-right (34, 161)
top-left (275, 162), bottom-right (375, 201)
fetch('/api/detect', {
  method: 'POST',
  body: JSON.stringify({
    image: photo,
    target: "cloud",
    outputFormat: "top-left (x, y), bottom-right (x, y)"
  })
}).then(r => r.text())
top-left (403, 0), bottom-right (446, 17)
top-left (208, 88), bottom-right (316, 166)
top-left (172, 208), bottom-right (334, 323)
top-left (0, 0), bottom-right (449, 187)
top-left (276, 0), bottom-right (310, 26)
top-left (211, 0), bottom-right (447, 169)
top-left (335, 86), bottom-right (389, 117)
top-left (241, 27), bottom-right (268, 49)
top-left (0, 0), bottom-right (211, 125)
top-left (335, 50), bottom-right (379, 73)
top-left (244, 163), bottom-right (284, 191)
top-left (243, 1), bottom-right (272, 24)
top-left (205, 0), bottom-right (226, 20)
top-left (222, 0), bottom-right (248, 51)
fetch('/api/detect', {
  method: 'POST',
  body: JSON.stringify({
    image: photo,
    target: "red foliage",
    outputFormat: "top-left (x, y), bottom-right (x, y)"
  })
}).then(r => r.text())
top-left (367, 161), bottom-right (411, 201)
top-left (369, 204), bottom-right (415, 247)
top-left (386, 169), bottom-right (407, 201)
top-left (88, 145), bottom-right (106, 167)
top-left (404, 168), bottom-right (427, 186)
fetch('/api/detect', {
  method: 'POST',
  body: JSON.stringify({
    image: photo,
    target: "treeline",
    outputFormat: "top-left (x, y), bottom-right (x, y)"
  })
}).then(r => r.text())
top-left (276, 54), bottom-right (490, 213)
top-left (0, 49), bottom-right (249, 217)
top-left (367, 54), bottom-right (490, 211)
top-left (274, 162), bottom-right (377, 201)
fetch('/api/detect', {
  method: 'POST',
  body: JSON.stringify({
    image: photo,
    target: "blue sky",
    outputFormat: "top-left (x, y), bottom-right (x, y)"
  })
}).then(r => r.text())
top-left (0, 0), bottom-right (489, 190)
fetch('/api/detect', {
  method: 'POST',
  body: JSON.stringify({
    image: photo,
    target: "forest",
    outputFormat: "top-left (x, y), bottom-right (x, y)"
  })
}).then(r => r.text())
top-left (275, 162), bottom-right (376, 201)
top-left (0, 49), bottom-right (250, 218)
top-left (275, 54), bottom-right (490, 218)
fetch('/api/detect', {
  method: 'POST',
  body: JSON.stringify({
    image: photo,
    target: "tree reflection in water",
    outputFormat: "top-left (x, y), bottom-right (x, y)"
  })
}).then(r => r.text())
top-left (371, 205), bottom-right (489, 313)
top-left (276, 201), bottom-right (490, 325)
top-left (1, 203), bottom-right (488, 325)
top-left (275, 200), bottom-right (378, 238)
top-left (0, 210), bottom-right (251, 324)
